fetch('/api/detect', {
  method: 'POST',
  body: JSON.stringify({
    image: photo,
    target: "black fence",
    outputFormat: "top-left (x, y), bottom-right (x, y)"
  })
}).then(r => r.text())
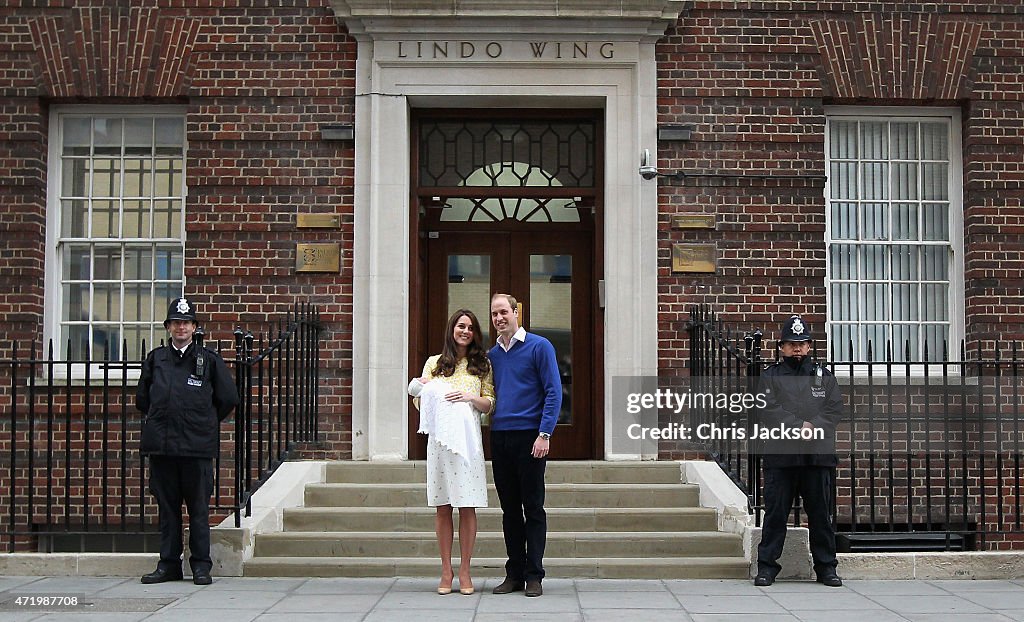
top-left (0, 303), bottom-right (321, 552)
top-left (689, 305), bottom-right (1024, 552)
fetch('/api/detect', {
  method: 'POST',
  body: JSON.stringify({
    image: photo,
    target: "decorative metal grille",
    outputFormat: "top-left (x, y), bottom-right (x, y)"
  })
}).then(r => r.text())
top-left (440, 196), bottom-right (581, 223)
top-left (419, 120), bottom-right (596, 188)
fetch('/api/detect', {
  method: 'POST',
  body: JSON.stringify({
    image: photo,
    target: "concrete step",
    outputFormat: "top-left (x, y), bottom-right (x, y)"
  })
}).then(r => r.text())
top-left (254, 531), bottom-right (743, 559)
top-left (243, 460), bottom-right (751, 580)
top-left (282, 506), bottom-right (719, 532)
top-left (325, 460), bottom-right (684, 485)
top-left (243, 555), bottom-right (751, 579)
top-left (304, 483), bottom-right (700, 508)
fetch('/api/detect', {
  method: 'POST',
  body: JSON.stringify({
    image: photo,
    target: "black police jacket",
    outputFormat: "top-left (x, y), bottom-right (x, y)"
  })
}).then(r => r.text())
top-left (136, 343), bottom-right (239, 458)
top-left (755, 356), bottom-right (844, 469)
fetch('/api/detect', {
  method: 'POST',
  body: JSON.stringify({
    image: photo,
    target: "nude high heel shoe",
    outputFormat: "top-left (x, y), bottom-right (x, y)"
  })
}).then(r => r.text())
top-left (438, 570), bottom-right (454, 595)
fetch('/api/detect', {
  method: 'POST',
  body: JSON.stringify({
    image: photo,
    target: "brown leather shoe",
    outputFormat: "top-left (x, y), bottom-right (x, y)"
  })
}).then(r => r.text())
top-left (492, 577), bottom-right (525, 594)
top-left (525, 579), bottom-right (543, 597)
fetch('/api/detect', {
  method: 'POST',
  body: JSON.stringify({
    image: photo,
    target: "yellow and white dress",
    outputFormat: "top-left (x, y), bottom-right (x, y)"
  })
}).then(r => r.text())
top-left (413, 355), bottom-right (492, 508)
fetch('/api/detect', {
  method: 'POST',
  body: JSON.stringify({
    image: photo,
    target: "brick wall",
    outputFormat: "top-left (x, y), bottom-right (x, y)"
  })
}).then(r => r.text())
top-left (0, 2), bottom-right (356, 469)
top-left (657, 2), bottom-right (1024, 372)
top-left (2, 0), bottom-right (1024, 549)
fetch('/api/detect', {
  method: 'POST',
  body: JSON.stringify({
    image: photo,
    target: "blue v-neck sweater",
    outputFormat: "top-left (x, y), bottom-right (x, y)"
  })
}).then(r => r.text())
top-left (488, 332), bottom-right (562, 436)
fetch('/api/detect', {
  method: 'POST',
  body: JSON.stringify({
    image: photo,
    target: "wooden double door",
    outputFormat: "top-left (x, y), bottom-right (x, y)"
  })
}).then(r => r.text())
top-left (411, 229), bottom-right (597, 459)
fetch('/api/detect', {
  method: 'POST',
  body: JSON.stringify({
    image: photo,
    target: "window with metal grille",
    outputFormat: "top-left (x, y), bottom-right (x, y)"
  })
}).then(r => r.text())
top-left (825, 108), bottom-right (963, 363)
top-left (48, 109), bottom-right (186, 363)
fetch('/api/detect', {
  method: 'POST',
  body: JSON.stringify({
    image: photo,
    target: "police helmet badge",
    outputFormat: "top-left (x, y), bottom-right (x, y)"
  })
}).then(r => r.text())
top-left (781, 314), bottom-right (812, 342)
top-left (164, 296), bottom-right (198, 326)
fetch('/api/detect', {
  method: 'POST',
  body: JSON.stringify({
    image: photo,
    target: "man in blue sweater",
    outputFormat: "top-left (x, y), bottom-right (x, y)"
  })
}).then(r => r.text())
top-left (488, 293), bottom-right (562, 598)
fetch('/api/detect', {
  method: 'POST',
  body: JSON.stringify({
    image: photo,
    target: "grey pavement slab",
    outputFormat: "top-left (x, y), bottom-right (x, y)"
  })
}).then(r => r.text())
top-left (962, 592), bottom-right (1024, 610)
top-left (168, 589), bottom-right (288, 610)
top-left (577, 590), bottom-right (681, 609)
top-left (584, 611), bottom-right (692, 622)
top-left (689, 615), bottom-right (801, 622)
top-left (0, 578), bottom-right (39, 593)
top-left (293, 577), bottom-right (394, 594)
top-left (0, 576), bottom-right (1022, 620)
top-left (843, 579), bottom-right (950, 596)
top-left (767, 590), bottom-right (885, 610)
top-left (255, 616), bottom-right (364, 622)
top-left (145, 610), bottom-right (263, 622)
top-left (901, 616), bottom-right (1014, 622)
top-left (31, 615), bottom-right (149, 622)
top-left (365, 611), bottom-right (477, 622)
top-left (932, 579), bottom-right (1024, 592)
top-left (675, 594), bottom-right (791, 615)
top-left (265, 592), bottom-right (383, 613)
top-left (870, 594), bottom-right (994, 615)
top-left (665, 579), bottom-right (766, 596)
top-left (791, 611), bottom-right (910, 622)
top-left (374, 589), bottom-right (480, 610)
top-left (476, 593), bottom-right (580, 613)
top-left (576, 578), bottom-right (670, 591)
top-left (207, 577), bottom-right (307, 591)
top-left (475, 616), bottom-right (582, 622)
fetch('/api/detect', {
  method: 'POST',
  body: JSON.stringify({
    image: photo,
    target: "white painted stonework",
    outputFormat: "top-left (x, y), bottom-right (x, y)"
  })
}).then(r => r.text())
top-left (331, 0), bottom-right (684, 460)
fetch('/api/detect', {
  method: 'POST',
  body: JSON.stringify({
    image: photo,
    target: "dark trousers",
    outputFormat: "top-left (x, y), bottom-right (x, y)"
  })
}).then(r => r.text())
top-left (757, 466), bottom-right (838, 578)
top-left (149, 456), bottom-right (215, 575)
top-left (490, 429), bottom-right (547, 582)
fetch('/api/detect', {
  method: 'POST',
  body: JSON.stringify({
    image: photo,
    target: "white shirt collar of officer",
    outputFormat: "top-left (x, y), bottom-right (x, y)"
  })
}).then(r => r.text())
top-left (172, 341), bottom-right (193, 357)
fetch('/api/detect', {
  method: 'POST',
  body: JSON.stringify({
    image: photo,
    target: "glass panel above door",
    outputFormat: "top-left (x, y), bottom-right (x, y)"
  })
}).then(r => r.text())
top-left (440, 197), bottom-right (581, 223)
top-left (419, 119), bottom-right (596, 188)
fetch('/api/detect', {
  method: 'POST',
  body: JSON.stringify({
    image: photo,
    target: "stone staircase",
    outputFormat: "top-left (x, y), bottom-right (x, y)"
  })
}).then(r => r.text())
top-left (244, 461), bottom-right (749, 579)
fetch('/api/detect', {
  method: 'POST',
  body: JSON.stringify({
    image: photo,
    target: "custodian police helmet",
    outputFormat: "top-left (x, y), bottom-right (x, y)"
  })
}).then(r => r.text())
top-left (780, 314), bottom-right (812, 343)
top-left (164, 297), bottom-right (197, 327)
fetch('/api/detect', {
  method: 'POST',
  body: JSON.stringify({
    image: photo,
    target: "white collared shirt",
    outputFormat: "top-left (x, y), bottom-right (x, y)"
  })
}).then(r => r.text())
top-left (172, 342), bottom-right (193, 358)
top-left (496, 327), bottom-right (527, 352)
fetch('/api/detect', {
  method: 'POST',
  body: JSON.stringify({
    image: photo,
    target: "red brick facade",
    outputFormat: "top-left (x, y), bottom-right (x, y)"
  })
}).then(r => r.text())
top-left (0, 1), bottom-right (1023, 549)
top-left (0, 2), bottom-right (357, 459)
top-left (657, 2), bottom-right (1024, 369)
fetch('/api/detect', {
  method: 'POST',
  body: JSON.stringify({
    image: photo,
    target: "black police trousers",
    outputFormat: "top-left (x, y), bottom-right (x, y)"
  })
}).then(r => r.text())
top-left (149, 456), bottom-right (215, 575)
top-left (490, 429), bottom-right (547, 583)
top-left (757, 466), bottom-right (838, 578)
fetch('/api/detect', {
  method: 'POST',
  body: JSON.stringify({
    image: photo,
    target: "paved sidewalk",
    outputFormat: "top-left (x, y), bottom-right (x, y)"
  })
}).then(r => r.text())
top-left (2, 575), bottom-right (1024, 621)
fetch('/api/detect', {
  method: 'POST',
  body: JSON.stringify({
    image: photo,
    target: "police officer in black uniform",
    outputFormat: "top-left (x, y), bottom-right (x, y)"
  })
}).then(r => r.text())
top-left (137, 298), bottom-right (239, 585)
top-left (754, 315), bottom-right (844, 588)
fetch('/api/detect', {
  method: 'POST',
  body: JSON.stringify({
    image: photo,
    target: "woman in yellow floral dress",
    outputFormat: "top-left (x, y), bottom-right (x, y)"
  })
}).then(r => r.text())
top-left (409, 309), bottom-right (493, 595)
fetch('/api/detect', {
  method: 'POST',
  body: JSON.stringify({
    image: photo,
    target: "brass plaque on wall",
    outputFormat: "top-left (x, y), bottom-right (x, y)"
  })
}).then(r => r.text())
top-left (296, 213), bottom-right (341, 229)
top-left (672, 243), bottom-right (717, 273)
top-left (671, 214), bottom-right (716, 229)
top-left (295, 243), bottom-right (341, 273)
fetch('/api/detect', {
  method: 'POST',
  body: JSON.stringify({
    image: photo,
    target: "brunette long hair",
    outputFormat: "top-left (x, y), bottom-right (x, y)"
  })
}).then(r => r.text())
top-left (432, 309), bottom-right (491, 378)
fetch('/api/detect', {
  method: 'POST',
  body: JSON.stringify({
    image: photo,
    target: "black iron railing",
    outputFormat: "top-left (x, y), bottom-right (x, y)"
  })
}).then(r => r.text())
top-left (687, 305), bottom-right (763, 501)
top-left (0, 303), bottom-right (320, 552)
top-left (689, 304), bottom-right (1024, 551)
top-left (231, 303), bottom-right (321, 527)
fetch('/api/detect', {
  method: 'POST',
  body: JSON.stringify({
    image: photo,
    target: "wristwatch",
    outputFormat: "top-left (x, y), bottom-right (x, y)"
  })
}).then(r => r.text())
top-left (538, 432), bottom-right (551, 440)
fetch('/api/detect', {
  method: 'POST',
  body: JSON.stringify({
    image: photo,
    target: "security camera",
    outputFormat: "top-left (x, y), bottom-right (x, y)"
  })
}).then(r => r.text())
top-left (639, 149), bottom-right (658, 180)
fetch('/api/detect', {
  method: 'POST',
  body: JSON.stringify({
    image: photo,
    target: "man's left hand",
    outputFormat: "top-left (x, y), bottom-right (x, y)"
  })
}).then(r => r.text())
top-left (531, 436), bottom-right (550, 458)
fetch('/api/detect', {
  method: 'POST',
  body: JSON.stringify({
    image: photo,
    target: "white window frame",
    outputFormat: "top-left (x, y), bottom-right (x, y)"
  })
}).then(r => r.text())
top-left (824, 106), bottom-right (965, 373)
top-left (43, 105), bottom-right (188, 379)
